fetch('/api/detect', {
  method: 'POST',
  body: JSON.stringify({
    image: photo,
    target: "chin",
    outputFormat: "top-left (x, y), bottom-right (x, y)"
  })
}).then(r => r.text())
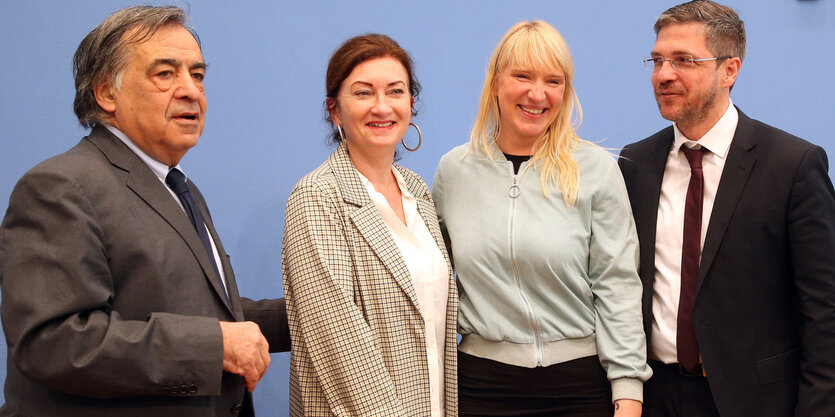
top-left (656, 105), bottom-right (677, 121)
top-left (172, 137), bottom-right (201, 151)
top-left (659, 112), bottom-right (676, 122)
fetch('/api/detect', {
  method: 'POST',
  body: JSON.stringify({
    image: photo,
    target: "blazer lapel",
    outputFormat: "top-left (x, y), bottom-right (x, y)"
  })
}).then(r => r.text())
top-left (190, 186), bottom-right (239, 317)
top-left (637, 131), bottom-right (673, 285)
top-left (396, 165), bottom-right (455, 279)
top-left (87, 126), bottom-right (235, 316)
top-left (399, 164), bottom-right (459, 400)
top-left (697, 110), bottom-right (757, 293)
top-left (328, 144), bottom-right (422, 313)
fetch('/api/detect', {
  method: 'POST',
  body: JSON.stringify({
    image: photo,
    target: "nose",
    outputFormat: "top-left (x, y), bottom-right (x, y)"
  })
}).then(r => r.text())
top-left (370, 95), bottom-right (393, 115)
top-left (174, 70), bottom-right (203, 101)
top-left (654, 59), bottom-right (677, 83)
top-left (528, 81), bottom-right (545, 102)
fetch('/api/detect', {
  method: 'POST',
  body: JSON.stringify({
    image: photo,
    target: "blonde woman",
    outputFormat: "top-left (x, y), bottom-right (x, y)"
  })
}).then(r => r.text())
top-left (433, 21), bottom-right (650, 417)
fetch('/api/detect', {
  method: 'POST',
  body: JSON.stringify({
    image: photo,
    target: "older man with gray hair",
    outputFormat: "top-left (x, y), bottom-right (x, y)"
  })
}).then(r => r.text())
top-left (0, 5), bottom-right (288, 416)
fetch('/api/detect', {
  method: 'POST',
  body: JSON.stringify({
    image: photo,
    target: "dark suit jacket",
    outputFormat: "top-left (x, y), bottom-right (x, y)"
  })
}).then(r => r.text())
top-left (619, 109), bottom-right (835, 417)
top-left (0, 126), bottom-right (288, 417)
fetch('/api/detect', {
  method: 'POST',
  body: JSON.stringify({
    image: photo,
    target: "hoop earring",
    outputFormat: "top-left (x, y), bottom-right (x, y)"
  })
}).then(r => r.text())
top-left (402, 122), bottom-right (422, 152)
top-left (336, 124), bottom-right (346, 142)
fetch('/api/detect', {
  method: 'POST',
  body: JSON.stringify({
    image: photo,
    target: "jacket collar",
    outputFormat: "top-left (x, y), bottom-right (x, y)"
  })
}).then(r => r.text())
top-left (327, 142), bottom-right (432, 206)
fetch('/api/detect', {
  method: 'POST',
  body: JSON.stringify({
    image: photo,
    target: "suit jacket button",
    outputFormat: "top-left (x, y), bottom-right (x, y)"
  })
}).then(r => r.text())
top-left (230, 402), bottom-right (243, 413)
top-left (161, 386), bottom-right (169, 394)
top-left (179, 384), bottom-right (189, 395)
top-left (189, 384), bottom-right (198, 394)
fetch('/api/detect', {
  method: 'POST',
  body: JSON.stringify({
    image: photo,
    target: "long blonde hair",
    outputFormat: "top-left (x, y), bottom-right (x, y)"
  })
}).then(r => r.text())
top-left (470, 20), bottom-right (584, 205)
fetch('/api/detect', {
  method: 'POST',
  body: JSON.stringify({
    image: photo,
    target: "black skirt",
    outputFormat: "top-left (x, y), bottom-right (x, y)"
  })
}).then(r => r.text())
top-left (458, 351), bottom-right (614, 417)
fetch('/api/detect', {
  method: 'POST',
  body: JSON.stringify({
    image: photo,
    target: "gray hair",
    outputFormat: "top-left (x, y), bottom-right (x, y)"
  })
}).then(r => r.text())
top-left (655, 0), bottom-right (746, 62)
top-left (73, 6), bottom-right (199, 128)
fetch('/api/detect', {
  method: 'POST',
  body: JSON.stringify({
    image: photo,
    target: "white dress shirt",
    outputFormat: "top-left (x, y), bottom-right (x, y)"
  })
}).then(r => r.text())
top-left (357, 167), bottom-right (448, 417)
top-left (651, 101), bottom-right (738, 363)
top-left (103, 124), bottom-right (228, 295)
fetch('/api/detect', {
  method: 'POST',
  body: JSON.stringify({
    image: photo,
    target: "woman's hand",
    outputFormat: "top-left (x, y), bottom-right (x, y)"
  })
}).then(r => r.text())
top-left (613, 399), bottom-right (642, 417)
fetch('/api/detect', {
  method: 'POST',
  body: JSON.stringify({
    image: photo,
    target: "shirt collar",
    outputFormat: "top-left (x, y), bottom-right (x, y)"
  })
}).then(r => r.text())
top-left (672, 98), bottom-right (738, 158)
top-left (103, 123), bottom-right (185, 183)
top-left (355, 166), bottom-right (416, 201)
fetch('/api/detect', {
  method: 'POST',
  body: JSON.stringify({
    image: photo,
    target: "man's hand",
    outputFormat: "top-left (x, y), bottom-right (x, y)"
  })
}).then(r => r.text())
top-left (219, 321), bottom-right (270, 392)
top-left (614, 399), bottom-right (642, 417)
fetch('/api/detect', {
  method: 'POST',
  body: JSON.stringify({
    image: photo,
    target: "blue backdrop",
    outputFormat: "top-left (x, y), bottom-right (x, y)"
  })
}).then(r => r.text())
top-left (1, 1), bottom-right (832, 415)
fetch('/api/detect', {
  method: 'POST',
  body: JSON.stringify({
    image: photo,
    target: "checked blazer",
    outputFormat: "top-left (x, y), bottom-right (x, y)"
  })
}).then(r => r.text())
top-left (282, 143), bottom-right (458, 417)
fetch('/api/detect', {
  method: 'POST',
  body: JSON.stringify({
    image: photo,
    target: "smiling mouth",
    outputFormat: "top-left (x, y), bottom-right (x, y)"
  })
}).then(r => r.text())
top-left (368, 121), bottom-right (394, 127)
top-left (519, 105), bottom-right (545, 115)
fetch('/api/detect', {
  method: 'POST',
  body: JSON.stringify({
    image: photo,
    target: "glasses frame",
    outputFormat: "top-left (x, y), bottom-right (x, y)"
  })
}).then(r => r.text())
top-left (643, 55), bottom-right (732, 71)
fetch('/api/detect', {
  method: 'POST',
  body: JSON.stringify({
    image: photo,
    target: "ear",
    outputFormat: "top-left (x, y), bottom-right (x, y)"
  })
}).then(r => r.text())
top-left (721, 57), bottom-right (741, 89)
top-left (411, 96), bottom-right (415, 112)
top-left (326, 97), bottom-right (341, 126)
top-left (94, 81), bottom-right (118, 114)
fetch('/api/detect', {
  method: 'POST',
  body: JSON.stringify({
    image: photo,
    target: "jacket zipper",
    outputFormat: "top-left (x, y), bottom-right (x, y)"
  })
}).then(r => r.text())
top-left (507, 168), bottom-right (543, 366)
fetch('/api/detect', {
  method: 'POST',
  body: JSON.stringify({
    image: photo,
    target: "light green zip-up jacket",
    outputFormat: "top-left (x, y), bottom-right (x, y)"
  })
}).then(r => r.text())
top-left (432, 140), bottom-right (652, 402)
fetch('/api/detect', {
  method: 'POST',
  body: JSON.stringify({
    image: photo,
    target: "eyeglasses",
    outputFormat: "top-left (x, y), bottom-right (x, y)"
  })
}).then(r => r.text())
top-left (643, 55), bottom-right (731, 71)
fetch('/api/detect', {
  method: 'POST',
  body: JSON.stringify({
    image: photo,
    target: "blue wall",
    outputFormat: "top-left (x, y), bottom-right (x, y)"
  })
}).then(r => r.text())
top-left (1, 1), bottom-right (832, 415)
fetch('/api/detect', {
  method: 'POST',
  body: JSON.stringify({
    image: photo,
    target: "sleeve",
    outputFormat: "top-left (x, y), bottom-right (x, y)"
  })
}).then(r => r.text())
top-left (241, 297), bottom-right (290, 353)
top-left (787, 146), bottom-right (835, 417)
top-left (0, 169), bottom-right (224, 398)
top-left (586, 157), bottom-right (652, 403)
top-left (282, 181), bottom-right (405, 416)
top-left (431, 158), bottom-right (453, 264)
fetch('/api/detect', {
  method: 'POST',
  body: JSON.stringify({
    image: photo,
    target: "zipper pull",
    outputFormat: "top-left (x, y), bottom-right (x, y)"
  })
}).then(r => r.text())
top-left (508, 175), bottom-right (521, 198)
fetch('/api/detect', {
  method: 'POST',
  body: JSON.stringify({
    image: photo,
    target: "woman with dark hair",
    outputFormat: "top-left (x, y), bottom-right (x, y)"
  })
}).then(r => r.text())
top-left (433, 21), bottom-right (650, 417)
top-left (282, 34), bottom-right (457, 417)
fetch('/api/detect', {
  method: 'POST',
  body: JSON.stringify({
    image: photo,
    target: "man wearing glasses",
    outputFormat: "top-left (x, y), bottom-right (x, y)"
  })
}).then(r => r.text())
top-left (619, 1), bottom-right (835, 416)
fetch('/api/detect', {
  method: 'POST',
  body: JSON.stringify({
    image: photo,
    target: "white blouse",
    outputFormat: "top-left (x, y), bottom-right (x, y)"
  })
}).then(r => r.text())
top-left (356, 166), bottom-right (449, 417)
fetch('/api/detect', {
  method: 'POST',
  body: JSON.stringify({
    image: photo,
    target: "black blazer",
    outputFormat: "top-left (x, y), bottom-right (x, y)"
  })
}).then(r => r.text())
top-left (619, 109), bottom-right (835, 417)
top-left (0, 126), bottom-right (287, 417)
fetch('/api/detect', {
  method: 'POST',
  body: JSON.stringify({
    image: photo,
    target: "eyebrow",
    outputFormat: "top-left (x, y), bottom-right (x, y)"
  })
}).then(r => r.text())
top-left (150, 58), bottom-right (208, 71)
top-left (508, 67), bottom-right (564, 77)
top-left (650, 50), bottom-right (694, 56)
top-left (349, 80), bottom-right (406, 88)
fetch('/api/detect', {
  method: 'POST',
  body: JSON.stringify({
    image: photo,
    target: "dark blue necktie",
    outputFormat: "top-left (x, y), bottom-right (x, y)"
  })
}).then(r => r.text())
top-left (165, 168), bottom-right (230, 307)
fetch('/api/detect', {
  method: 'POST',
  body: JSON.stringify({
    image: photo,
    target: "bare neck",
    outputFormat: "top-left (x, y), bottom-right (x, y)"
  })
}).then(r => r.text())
top-left (345, 142), bottom-right (397, 189)
top-left (496, 133), bottom-right (536, 156)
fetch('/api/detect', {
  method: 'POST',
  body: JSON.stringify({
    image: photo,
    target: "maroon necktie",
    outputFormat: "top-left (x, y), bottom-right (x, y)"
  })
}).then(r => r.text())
top-left (678, 145), bottom-right (706, 374)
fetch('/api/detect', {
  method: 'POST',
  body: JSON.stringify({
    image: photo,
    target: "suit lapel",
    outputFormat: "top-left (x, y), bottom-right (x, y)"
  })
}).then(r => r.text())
top-left (637, 131), bottom-right (673, 284)
top-left (328, 144), bottom-right (422, 313)
top-left (191, 186), bottom-right (239, 317)
top-left (87, 126), bottom-right (235, 316)
top-left (697, 110), bottom-right (757, 293)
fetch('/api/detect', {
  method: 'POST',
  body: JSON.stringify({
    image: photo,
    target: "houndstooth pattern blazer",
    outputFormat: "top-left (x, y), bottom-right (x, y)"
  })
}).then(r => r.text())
top-left (282, 143), bottom-right (458, 416)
